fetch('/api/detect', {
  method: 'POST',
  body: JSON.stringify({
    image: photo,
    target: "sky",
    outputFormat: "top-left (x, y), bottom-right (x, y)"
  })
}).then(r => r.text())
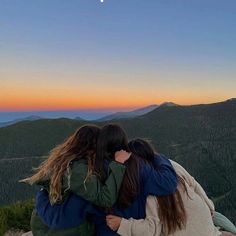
top-left (0, 0), bottom-right (236, 113)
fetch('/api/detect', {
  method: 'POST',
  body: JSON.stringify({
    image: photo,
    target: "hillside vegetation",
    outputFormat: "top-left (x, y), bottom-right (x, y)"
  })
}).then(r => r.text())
top-left (0, 99), bottom-right (235, 224)
top-left (0, 119), bottom-right (87, 158)
top-left (0, 200), bottom-right (33, 235)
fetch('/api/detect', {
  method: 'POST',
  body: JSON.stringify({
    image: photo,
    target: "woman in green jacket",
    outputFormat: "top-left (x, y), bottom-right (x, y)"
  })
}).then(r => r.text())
top-left (22, 124), bottom-right (130, 236)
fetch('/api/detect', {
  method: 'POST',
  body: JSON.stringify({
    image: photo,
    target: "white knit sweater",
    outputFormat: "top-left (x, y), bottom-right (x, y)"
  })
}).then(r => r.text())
top-left (118, 160), bottom-right (222, 236)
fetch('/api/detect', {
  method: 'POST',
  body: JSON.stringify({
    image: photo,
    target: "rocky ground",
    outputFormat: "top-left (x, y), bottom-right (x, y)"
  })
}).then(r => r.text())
top-left (3, 230), bottom-right (32, 236)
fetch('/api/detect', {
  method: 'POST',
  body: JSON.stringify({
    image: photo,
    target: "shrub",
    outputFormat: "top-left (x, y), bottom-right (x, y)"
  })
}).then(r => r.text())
top-left (0, 200), bottom-right (34, 236)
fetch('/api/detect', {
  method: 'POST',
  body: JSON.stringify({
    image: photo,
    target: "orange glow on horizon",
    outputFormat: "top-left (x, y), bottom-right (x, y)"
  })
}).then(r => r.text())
top-left (0, 95), bottom-right (230, 112)
top-left (0, 94), bottom-right (156, 111)
top-left (0, 80), bottom-right (232, 112)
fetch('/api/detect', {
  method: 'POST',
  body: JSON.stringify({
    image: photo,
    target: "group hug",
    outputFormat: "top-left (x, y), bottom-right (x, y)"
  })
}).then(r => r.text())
top-left (22, 124), bottom-right (236, 236)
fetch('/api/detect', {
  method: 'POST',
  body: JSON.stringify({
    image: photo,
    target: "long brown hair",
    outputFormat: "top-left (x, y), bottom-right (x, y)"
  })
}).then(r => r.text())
top-left (21, 125), bottom-right (100, 204)
top-left (128, 139), bottom-right (188, 235)
top-left (95, 124), bottom-right (140, 208)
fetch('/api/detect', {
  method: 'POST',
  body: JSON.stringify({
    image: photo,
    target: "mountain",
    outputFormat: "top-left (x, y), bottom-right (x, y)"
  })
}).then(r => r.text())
top-left (0, 110), bottom-right (113, 123)
top-left (0, 99), bottom-right (235, 223)
top-left (0, 118), bottom-right (87, 159)
top-left (98, 104), bottom-right (159, 121)
top-left (0, 116), bottom-right (43, 128)
top-left (159, 102), bottom-right (178, 107)
top-left (227, 98), bottom-right (236, 102)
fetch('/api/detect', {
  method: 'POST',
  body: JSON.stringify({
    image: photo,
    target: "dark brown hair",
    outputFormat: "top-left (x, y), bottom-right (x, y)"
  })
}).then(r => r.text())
top-left (128, 139), bottom-right (188, 235)
top-left (95, 124), bottom-right (140, 208)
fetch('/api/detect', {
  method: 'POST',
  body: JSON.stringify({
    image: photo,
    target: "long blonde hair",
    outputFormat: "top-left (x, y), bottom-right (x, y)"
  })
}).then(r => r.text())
top-left (21, 125), bottom-right (100, 203)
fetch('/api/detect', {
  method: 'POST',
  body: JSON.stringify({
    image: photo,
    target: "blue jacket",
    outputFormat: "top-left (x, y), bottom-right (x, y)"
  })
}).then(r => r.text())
top-left (36, 190), bottom-right (91, 229)
top-left (92, 154), bottom-right (177, 235)
top-left (35, 154), bottom-right (177, 234)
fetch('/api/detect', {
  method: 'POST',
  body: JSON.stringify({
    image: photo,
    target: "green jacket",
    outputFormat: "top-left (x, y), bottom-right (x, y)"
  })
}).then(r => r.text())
top-left (31, 158), bottom-right (126, 236)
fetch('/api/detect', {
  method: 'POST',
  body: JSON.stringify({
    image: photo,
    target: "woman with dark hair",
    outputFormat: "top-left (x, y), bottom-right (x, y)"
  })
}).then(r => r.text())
top-left (106, 139), bottom-right (235, 236)
top-left (91, 124), bottom-right (177, 235)
top-left (22, 124), bottom-right (130, 236)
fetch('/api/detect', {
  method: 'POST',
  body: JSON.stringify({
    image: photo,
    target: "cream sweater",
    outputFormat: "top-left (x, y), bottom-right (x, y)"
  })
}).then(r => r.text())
top-left (118, 160), bottom-right (222, 236)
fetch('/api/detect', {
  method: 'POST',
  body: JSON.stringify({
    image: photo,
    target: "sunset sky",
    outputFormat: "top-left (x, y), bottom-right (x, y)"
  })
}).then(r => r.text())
top-left (0, 0), bottom-right (236, 112)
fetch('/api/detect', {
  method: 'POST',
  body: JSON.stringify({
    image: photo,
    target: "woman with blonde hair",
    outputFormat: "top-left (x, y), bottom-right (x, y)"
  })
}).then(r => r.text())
top-left (22, 124), bottom-right (130, 236)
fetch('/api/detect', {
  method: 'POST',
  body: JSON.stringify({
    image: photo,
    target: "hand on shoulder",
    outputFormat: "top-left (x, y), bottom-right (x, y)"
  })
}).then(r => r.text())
top-left (115, 150), bottom-right (131, 164)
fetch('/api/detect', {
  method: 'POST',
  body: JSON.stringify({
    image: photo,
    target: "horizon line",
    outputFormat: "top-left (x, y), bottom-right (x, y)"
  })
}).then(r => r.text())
top-left (0, 98), bottom-right (234, 113)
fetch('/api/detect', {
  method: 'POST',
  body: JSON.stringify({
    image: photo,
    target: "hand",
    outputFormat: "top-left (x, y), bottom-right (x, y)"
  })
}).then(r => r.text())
top-left (115, 150), bottom-right (131, 164)
top-left (106, 215), bottom-right (122, 231)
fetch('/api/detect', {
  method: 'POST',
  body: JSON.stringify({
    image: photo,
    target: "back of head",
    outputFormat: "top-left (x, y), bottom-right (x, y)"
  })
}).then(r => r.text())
top-left (129, 138), bottom-right (187, 234)
top-left (22, 124), bottom-right (100, 203)
top-left (128, 138), bottom-right (155, 164)
top-left (95, 124), bottom-right (129, 174)
top-left (70, 125), bottom-right (100, 157)
top-left (95, 124), bottom-right (140, 208)
top-left (97, 124), bottom-right (129, 158)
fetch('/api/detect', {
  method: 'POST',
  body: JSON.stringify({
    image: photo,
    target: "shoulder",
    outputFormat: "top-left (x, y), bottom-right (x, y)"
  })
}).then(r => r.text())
top-left (169, 160), bottom-right (190, 177)
top-left (70, 157), bottom-right (88, 168)
top-left (153, 153), bottom-right (170, 164)
top-left (169, 160), bottom-right (182, 170)
top-left (67, 158), bottom-right (89, 178)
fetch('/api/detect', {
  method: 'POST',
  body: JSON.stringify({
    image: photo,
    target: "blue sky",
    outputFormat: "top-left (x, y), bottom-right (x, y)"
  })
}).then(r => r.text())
top-left (0, 0), bottom-right (235, 113)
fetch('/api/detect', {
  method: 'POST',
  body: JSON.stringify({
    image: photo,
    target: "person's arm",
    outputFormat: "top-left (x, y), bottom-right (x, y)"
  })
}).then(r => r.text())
top-left (170, 160), bottom-right (215, 213)
top-left (142, 154), bottom-right (177, 196)
top-left (107, 196), bottom-right (162, 236)
top-left (68, 160), bottom-right (125, 208)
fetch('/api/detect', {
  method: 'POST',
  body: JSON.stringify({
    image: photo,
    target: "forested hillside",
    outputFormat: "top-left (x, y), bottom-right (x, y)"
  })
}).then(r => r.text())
top-left (0, 118), bottom-right (87, 158)
top-left (0, 99), bottom-right (235, 223)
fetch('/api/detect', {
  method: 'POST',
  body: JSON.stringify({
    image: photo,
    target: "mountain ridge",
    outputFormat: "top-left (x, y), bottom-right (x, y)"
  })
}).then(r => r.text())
top-left (97, 104), bottom-right (159, 121)
top-left (0, 116), bottom-right (43, 128)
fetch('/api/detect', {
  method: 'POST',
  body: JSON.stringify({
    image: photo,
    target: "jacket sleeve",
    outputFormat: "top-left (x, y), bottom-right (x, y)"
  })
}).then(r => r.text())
top-left (117, 196), bottom-right (162, 236)
top-left (142, 154), bottom-right (177, 196)
top-left (170, 160), bottom-right (215, 213)
top-left (68, 160), bottom-right (126, 208)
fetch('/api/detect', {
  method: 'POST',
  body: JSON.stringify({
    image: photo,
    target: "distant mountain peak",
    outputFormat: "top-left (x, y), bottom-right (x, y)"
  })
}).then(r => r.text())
top-left (160, 102), bottom-right (179, 107)
top-left (130, 104), bottom-right (159, 113)
top-left (227, 98), bottom-right (236, 102)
